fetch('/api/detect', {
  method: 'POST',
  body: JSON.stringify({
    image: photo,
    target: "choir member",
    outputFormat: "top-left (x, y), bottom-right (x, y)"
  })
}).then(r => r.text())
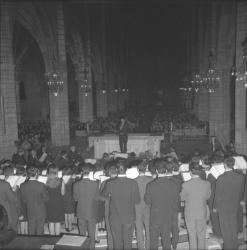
top-left (46, 165), bottom-right (65, 235)
top-left (180, 162), bottom-right (211, 250)
top-left (101, 159), bottom-right (140, 250)
top-left (144, 159), bottom-right (180, 250)
top-left (20, 166), bottom-right (48, 235)
top-left (73, 163), bottom-right (100, 250)
top-left (213, 157), bottom-right (245, 250)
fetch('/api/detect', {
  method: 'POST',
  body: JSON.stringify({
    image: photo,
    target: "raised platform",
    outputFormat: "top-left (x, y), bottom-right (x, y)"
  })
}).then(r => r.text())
top-left (88, 133), bottom-right (164, 159)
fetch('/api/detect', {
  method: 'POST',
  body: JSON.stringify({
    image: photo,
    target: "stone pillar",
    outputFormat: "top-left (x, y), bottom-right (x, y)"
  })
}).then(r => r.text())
top-left (78, 66), bottom-right (93, 123)
top-left (209, 3), bottom-right (235, 145)
top-left (0, 3), bottom-right (18, 158)
top-left (96, 73), bottom-right (107, 117)
top-left (49, 4), bottom-right (70, 146)
top-left (235, 2), bottom-right (247, 154)
top-left (15, 64), bottom-right (21, 124)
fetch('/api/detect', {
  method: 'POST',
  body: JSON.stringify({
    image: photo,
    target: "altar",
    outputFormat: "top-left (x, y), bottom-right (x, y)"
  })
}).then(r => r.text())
top-left (88, 133), bottom-right (164, 159)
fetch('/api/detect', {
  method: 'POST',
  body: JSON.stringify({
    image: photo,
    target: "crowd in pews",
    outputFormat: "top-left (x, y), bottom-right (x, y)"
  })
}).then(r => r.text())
top-left (0, 144), bottom-right (247, 250)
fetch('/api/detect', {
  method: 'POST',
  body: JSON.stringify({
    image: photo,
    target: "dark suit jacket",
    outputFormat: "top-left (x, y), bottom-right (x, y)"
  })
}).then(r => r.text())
top-left (54, 156), bottom-right (72, 170)
top-left (101, 176), bottom-right (140, 224)
top-left (20, 180), bottom-right (49, 220)
top-left (145, 176), bottom-right (180, 226)
top-left (73, 178), bottom-right (99, 221)
top-left (213, 170), bottom-right (245, 214)
top-left (119, 120), bottom-right (129, 136)
top-left (181, 177), bottom-right (211, 220)
top-left (0, 180), bottom-right (20, 230)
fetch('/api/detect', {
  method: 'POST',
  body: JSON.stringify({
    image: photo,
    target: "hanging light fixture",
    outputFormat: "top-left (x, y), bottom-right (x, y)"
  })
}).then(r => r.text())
top-left (236, 55), bottom-right (247, 88)
top-left (79, 63), bottom-right (92, 96)
top-left (202, 49), bottom-right (220, 93)
top-left (179, 76), bottom-right (192, 92)
top-left (190, 72), bottom-right (203, 92)
top-left (45, 55), bottom-right (64, 97)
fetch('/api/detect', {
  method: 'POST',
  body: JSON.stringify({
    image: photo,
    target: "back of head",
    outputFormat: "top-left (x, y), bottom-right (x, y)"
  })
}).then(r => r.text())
top-left (165, 161), bottom-right (174, 174)
top-left (224, 157), bottom-right (235, 170)
top-left (47, 164), bottom-right (60, 188)
top-left (155, 159), bottom-right (166, 174)
top-left (117, 159), bottom-right (128, 175)
top-left (3, 166), bottom-right (14, 178)
top-left (82, 163), bottom-right (92, 176)
top-left (137, 160), bottom-right (147, 173)
top-left (106, 160), bottom-right (118, 178)
top-left (189, 161), bottom-right (203, 177)
top-left (27, 166), bottom-right (38, 178)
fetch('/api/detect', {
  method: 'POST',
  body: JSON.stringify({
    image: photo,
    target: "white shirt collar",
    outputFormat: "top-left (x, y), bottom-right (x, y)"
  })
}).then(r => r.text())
top-left (118, 174), bottom-right (126, 177)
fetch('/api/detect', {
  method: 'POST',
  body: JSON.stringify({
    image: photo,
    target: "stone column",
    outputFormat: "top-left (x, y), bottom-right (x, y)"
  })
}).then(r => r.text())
top-left (0, 3), bottom-right (18, 158)
top-left (235, 2), bottom-right (247, 154)
top-left (49, 4), bottom-right (70, 146)
top-left (15, 64), bottom-right (21, 124)
top-left (96, 73), bottom-right (107, 117)
top-left (209, 3), bottom-right (235, 145)
top-left (78, 64), bottom-right (93, 123)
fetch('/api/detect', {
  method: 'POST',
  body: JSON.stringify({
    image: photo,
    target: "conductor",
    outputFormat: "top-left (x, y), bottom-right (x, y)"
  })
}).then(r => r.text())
top-left (119, 117), bottom-right (129, 153)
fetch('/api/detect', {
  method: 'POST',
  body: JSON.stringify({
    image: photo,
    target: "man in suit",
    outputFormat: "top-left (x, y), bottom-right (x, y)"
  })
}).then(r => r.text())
top-left (119, 117), bottom-right (129, 153)
top-left (181, 162), bottom-right (211, 250)
top-left (0, 173), bottom-right (20, 232)
top-left (101, 159), bottom-right (140, 250)
top-left (134, 160), bottom-right (152, 250)
top-left (213, 157), bottom-right (245, 250)
top-left (144, 159), bottom-right (180, 250)
top-left (55, 150), bottom-right (73, 170)
top-left (73, 164), bottom-right (100, 250)
top-left (20, 166), bottom-right (49, 235)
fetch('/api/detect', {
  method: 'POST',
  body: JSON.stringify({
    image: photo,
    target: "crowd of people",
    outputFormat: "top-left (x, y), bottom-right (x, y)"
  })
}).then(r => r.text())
top-left (70, 106), bottom-right (207, 136)
top-left (0, 141), bottom-right (246, 250)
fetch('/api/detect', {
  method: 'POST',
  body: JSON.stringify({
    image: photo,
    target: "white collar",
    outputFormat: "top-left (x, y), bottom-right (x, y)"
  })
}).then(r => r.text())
top-left (83, 176), bottom-right (90, 179)
top-left (118, 174), bottom-right (126, 177)
top-left (158, 174), bottom-right (166, 177)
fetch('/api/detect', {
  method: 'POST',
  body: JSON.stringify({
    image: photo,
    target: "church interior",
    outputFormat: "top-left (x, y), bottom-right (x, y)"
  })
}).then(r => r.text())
top-left (0, 0), bottom-right (247, 249)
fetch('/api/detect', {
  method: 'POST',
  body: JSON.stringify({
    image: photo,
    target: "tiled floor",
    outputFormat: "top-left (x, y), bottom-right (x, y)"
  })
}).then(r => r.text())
top-left (41, 211), bottom-right (246, 250)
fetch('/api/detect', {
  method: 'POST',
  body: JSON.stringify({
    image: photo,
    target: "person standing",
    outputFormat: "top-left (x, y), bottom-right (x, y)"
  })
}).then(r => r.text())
top-left (46, 165), bottom-right (65, 235)
top-left (73, 164), bottom-right (100, 250)
top-left (180, 162), bottom-right (211, 250)
top-left (20, 166), bottom-right (49, 235)
top-left (0, 172), bottom-right (20, 232)
top-left (101, 160), bottom-right (140, 250)
top-left (213, 157), bottom-right (245, 250)
top-left (144, 159), bottom-right (180, 250)
top-left (134, 160), bottom-right (152, 250)
top-left (119, 117), bottom-right (129, 153)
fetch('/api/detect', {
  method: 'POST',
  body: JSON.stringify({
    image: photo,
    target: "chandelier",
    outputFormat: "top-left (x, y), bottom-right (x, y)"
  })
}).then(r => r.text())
top-left (190, 72), bottom-right (203, 92)
top-left (201, 68), bottom-right (220, 93)
top-left (236, 55), bottom-right (247, 88)
top-left (79, 65), bottom-right (92, 96)
top-left (179, 76), bottom-right (192, 92)
top-left (45, 72), bottom-right (64, 97)
top-left (45, 55), bottom-right (64, 97)
top-left (201, 50), bottom-right (220, 93)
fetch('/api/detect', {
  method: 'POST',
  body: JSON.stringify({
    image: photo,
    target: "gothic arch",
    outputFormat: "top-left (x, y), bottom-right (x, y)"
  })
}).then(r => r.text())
top-left (15, 2), bottom-right (57, 72)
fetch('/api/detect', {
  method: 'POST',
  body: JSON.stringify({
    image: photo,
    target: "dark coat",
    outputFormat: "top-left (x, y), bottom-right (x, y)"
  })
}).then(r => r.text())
top-left (145, 176), bottom-right (180, 226)
top-left (101, 176), bottom-right (140, 224)
top-left (20, 180), bottom-right (49, 221)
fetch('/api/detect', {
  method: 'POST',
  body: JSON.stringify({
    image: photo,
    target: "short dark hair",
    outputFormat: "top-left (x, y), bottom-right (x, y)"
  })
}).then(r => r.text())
top-left (137, 160), bottom-right (147, 173)
top-left (82, 163), bottom-right (93, 175)
top-left (27, 166), bottom-right (38, 178)
top-left (116, 159), bottom-right (128, 174)
top-left (189, 161), bottom-right (203, 176)
top-left (224, 157), bottom-right (235, 169)
top-left (155, 159), bottom-right (166, 174)
top-left (61, 150), bottom-right (67, 156)
top-left (165, 161), bottom-right (174, 173)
